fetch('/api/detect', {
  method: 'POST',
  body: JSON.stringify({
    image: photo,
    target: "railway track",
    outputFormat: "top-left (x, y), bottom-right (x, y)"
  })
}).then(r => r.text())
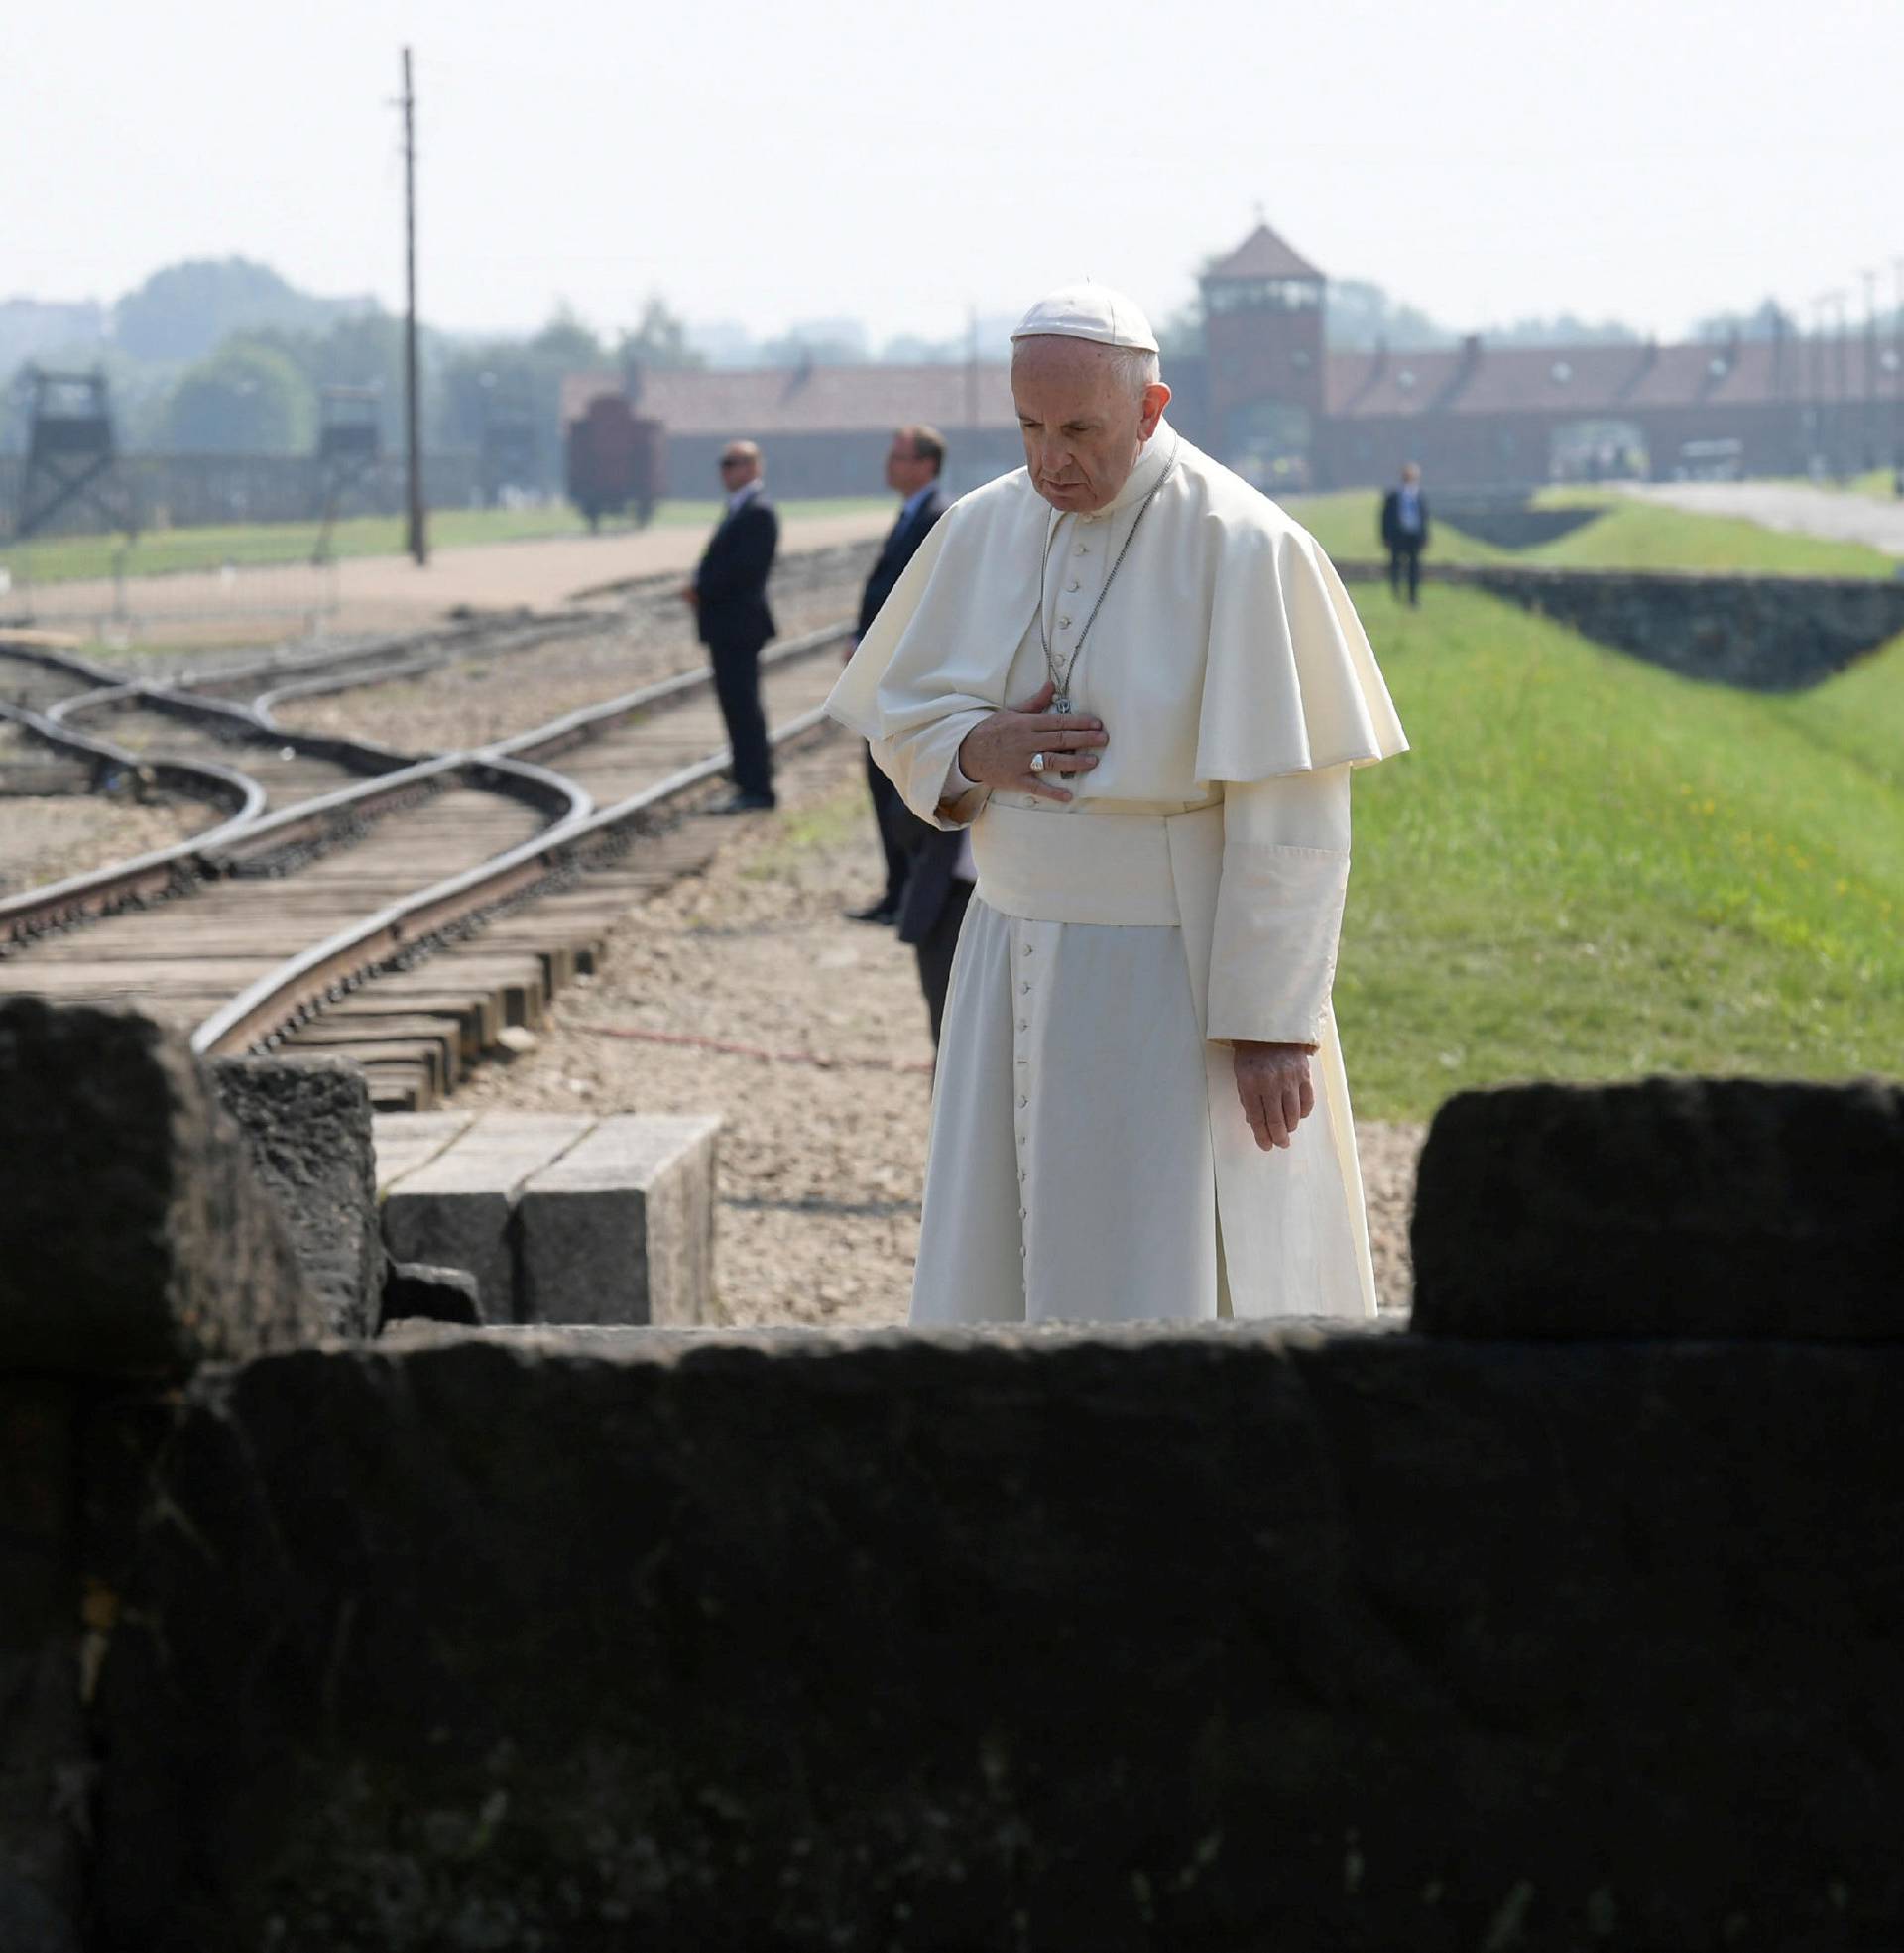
top-left (0, 614), bottom-right (854, 1109)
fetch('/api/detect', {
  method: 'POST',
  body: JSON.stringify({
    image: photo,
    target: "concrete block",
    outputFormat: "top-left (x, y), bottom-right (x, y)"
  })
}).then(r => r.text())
top-left (378, 1114), bottom-right (586, 1322)
top-left (1411, 1075), bottom-right (1904, 1339)
top-left (517, 1114), bottom-right (720, 1325)
top-left (211, 1055), bottom-right (381, 1338)
top-left (0, 998), bottom-right (318, 1377)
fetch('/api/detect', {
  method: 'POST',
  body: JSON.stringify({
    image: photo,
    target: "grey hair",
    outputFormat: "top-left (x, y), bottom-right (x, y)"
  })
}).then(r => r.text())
top-left (1106, 345), bottom-right (1161, 398)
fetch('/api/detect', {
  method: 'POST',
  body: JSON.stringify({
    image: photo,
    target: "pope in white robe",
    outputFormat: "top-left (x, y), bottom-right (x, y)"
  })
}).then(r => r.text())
top-left (828, 283), bottom-right (1407, 1325)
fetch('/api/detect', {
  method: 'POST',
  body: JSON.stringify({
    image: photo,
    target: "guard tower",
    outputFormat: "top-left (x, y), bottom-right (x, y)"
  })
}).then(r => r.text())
top-left (1200, 222), bottom-right (1328, 487)
top-left (15, 366), bottom-right (136, 540)
top-left (312, 386), bottom-right (383, 550)
top-left (477, 371), bottom-right (538, 505)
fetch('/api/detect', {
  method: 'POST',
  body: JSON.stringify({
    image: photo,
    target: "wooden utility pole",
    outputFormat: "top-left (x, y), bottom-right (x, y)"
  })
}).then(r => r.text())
top-left (965, 305), bottom-right (979, 430)
top-left (402, 47), bottom-right (427, 565)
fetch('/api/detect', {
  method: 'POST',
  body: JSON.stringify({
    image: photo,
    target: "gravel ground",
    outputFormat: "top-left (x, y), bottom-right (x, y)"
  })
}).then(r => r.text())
top-left (0, 791), bottom-right (213, 896)
top-left (452, 732), bottom-right (1424, 1325)
top-left (275, 545), bottom-right (873, 753)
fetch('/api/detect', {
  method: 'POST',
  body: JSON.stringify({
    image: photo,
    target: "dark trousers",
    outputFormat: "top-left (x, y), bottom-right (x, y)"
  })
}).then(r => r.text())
top-left (1388, 543), bottom-right (1422, 605)
top-left (914, 877), bottom-right (975, 1049)
top-left (709, 636), bottom-right (774, 800)
top-left (865, 748), bottom-right (930, 909)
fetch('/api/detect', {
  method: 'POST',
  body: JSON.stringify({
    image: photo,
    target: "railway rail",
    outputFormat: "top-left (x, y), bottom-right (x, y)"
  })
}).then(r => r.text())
top-left (0, 612), bottom-right (855, 1109)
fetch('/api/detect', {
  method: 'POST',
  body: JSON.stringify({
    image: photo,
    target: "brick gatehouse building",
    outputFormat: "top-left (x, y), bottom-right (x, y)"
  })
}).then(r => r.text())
top-left (572, 222), bottom-right (1899, 500)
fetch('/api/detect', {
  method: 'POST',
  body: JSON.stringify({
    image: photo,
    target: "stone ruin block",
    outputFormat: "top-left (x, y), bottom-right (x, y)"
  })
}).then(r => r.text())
top-left (0, 997), bottom-right (321, 1377)
top-left (211, 1053), bottom-right (382, 1338)
top-left (1411, 1075), bottom-right (1904, 1339)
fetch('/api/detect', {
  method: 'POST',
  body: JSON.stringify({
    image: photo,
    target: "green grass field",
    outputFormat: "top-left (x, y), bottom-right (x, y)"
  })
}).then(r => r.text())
top-left (1284, 488), bottom-right (1902, 578)
top-left (0, 499), bottom-right (889, 587)
top-left (1338, 588), bottom-right (1904, 1119)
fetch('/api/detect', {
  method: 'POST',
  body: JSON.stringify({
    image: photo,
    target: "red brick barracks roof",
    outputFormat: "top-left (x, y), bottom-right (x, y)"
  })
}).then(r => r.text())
top-left (1320, 335), bottom-right (1867, 420)
top-left (564, 363), bottom-right (1020, 438)
top-left (573, 329), bottom-right (1879, 441)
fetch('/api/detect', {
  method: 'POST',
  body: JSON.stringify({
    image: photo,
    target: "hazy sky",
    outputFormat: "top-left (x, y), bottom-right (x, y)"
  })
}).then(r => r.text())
top-left (10, 0), bottom-right (1903, 348)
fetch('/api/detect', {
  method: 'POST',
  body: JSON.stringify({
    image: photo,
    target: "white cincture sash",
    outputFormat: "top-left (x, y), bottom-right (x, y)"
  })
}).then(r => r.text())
top-left (971, 800), bottom-right (1225, 1038)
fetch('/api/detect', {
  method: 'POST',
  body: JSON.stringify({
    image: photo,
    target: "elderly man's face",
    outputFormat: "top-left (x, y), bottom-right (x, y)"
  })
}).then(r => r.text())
top-left (1012, 338), bottom-right (1168, 515)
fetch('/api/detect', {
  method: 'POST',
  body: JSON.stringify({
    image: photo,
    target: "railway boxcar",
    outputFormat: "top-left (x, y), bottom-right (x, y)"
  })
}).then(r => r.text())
top-left (565, 396), bottom-right (666, 529)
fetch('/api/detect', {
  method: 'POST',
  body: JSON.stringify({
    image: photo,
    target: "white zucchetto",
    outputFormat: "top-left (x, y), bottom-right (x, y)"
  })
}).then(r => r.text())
top-left (1011, 282), bottom-right (1158, 354)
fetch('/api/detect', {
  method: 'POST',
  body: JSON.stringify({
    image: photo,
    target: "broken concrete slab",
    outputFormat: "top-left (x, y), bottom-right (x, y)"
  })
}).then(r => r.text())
top-left (380, 1261), bottom-right (483, 1330)
top-left (517, 1114), bottom-right (720, 1325)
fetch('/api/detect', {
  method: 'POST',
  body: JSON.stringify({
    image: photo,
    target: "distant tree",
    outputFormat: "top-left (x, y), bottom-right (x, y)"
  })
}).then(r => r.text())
top-left (1480, 313), bottom-right (1642, 347)
top-left (619, 295), bottom-right (704, 371)
top-left (435, 308), bottom-right (625, 494)
top-left (530, 304), bottom-right (606, 369)
top-left (1692, 297), bottom-right (1799, 342)
top-left (1325, 280), bottom-right (1454, 352)
top-left (223, 311), bottom-right (416, 453)
top-left (759, 332), bottom-right (861, 367)
top-left (158, 340), bottom-right (317, 454)
top-left (114, 257), bottom-right (372, 365)
top-left (879, 333), bottom-right (960, 364)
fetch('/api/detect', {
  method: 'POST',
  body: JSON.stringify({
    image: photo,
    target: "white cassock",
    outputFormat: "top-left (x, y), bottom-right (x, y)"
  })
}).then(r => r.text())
top-left (828, 425), bottom-right (1407, 1324)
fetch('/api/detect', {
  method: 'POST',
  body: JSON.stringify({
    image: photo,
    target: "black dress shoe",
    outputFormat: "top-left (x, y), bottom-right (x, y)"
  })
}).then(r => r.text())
top-left (709, 792), bottom-right (776, 815)
top-left (848, 900), bottom-right (901, 925)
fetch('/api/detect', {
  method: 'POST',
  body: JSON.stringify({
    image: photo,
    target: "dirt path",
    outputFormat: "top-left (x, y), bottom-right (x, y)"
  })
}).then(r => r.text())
top-left (14, 509), bottom-right (893, 647)
top-left (453, 734), bottom-right (1424, 1325)
top-left (1620, 480), bottom-right (1904, 556)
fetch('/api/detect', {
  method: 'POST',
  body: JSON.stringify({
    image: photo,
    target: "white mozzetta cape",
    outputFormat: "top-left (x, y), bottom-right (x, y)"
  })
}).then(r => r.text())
top-left (830, 427), bottom-right (1406, 809)
top-left (827, 429), bottom-right (1408, 1324)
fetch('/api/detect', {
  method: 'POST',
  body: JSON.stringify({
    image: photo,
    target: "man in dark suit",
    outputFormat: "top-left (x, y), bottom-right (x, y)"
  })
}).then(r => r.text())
top-left (896, 823), bottom-right (974, 1050)
top-left (849, 425), bottom-right (951, 922)
top-left (1379, 461), bottom-right (1430, 607)
top-left (686, 439), bottom-right (779, 812)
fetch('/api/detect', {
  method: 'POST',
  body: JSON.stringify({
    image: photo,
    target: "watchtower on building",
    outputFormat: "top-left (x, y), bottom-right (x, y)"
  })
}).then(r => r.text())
top-left (1200, 222), bottom-right (1328, 488)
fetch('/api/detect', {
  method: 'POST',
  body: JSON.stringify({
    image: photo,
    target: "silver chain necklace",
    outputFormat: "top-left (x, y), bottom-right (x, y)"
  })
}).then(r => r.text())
top-left (1036, 434), bottom-right (1180, 713)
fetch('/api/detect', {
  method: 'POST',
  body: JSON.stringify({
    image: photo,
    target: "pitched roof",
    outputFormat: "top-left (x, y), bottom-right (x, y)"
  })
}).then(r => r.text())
top-left (571, 330), bottom-right (1882, 440)
top-left (1324, 333), bottom-right (1850, 419)
top-left (564, 361), bottom-right (1022, 437)
top-left (1204, 222), bottom-right (1326, 285)
top-left (1324, 349), bottom-right (1467, 418)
